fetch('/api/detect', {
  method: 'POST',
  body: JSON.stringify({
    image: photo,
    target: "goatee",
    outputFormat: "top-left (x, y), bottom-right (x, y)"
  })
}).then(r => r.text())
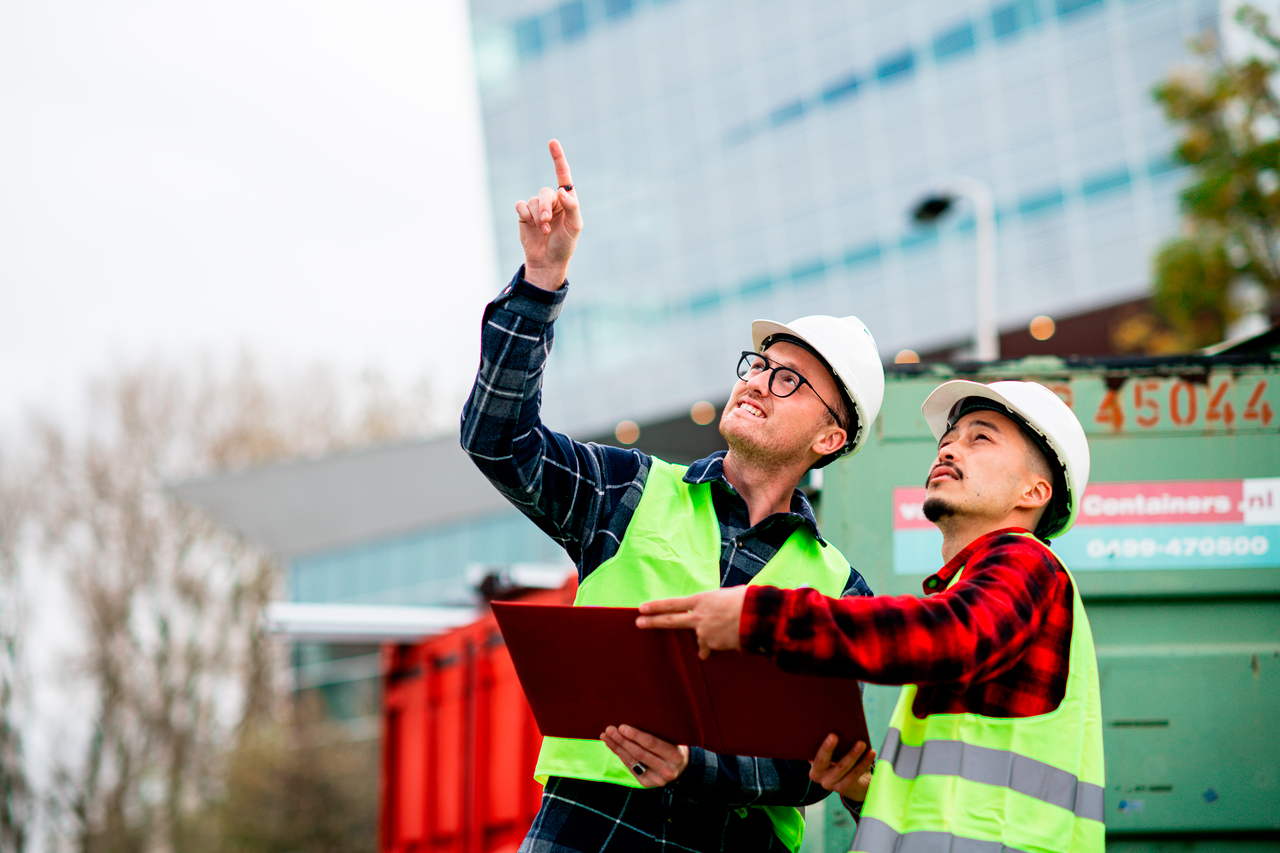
top-left (922, 496), bottom-right (954, 523)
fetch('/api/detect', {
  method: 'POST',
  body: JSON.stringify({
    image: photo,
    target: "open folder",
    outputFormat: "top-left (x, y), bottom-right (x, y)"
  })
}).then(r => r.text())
top-left (490, 601), bottom-right (869, 761)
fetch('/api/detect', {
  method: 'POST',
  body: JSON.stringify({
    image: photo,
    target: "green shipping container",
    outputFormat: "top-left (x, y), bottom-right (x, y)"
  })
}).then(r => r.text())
top-left (800, 351), bottom-right (1280, 853)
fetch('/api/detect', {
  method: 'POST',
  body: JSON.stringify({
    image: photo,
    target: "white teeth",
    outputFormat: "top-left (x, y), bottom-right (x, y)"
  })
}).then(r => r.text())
top-left (738, 401), bottom-right (765, 417)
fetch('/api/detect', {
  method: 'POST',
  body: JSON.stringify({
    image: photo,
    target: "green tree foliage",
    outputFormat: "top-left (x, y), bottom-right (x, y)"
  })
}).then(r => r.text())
top-left (1143, 4), bottom-right (1279, 350)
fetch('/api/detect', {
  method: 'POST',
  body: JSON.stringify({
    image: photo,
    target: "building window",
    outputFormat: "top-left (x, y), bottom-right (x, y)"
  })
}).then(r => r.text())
top-left (604, 0), bottom-right (633, 21)
top-left (934, 21), bottom-right (977, 61)
top-left (791, 258), bottom-right (827, 283)
top-left (689, 289), bottom-right (721, 314)
top-left (559, 1), bottom-right (587, 41)
top-left (515, 16), bottom-right (544, 58)
top-left (770, 100), bottom-right (806, 127)
top-left (822, 72), bottom-right (860, 104)
top-left (1082, 166), bottom-right (1131, 198)
top-left (844, 242), bottom-right (882, 268)
top-left (1055, 0), bottom-right (1105, 19)
top-left (991, 0), bottom-right (1039, 40)
top-left (876, 50), bottom-right (916, 83)
top-left (1019, 187), bottom-right (1066, 216)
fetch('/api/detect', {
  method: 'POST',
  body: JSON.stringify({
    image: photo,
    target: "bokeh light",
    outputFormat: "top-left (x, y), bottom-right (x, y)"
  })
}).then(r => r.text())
top-left (1030, 316), bottom-right (1056, 341)
top-left (615, 420), bottom-right (640, 444)
top-left (690, 401), bottom-right (716, 425)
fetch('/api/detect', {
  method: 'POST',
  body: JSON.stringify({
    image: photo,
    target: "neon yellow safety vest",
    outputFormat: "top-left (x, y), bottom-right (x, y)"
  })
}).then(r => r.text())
top-left (854, 533), bottom-right (1105, 853)
top-left (534, 458), bottom-right (852, 853)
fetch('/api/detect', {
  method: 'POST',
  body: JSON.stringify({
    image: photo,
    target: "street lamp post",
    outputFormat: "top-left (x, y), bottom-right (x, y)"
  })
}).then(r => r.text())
top-left (912, 177), bottom-right (999, 361)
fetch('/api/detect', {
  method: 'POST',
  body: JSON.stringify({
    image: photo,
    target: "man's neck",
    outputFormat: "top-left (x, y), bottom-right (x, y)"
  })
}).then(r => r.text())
top-left (938, 515), bottom-right (1036, 563)
top-left (721, 452), bottom-right (808, 527)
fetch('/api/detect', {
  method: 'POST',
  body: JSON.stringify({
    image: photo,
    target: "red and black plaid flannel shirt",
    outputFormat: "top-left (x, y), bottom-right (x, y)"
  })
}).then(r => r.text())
top-left (741, 528), bottom-right (1074, 719)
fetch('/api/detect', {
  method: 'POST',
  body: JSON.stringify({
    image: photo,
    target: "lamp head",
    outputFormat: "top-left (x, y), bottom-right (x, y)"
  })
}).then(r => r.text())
top-left (912, 194), bottom-right (955, 223)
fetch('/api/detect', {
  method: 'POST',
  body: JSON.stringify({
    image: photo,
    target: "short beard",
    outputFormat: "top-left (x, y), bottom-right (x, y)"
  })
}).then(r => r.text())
top-left (720, 426), bottom-right (789, 472)
top-left (719, 411), bottom-right (794, 472)
top-left (922, 496), bottom-right (955, 523)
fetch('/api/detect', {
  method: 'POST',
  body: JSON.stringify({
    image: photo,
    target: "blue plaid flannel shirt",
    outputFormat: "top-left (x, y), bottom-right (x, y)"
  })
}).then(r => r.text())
top-left (460, 269), bottom-right (873, 853)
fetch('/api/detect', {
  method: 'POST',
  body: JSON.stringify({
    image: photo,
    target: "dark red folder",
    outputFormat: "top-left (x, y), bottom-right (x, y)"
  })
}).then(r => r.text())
top-left (490, 601), bottom-right (869, 761)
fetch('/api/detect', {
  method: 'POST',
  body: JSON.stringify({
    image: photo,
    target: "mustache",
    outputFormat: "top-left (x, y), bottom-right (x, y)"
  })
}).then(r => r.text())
top-left (925, 462), bottom-right (961, 486)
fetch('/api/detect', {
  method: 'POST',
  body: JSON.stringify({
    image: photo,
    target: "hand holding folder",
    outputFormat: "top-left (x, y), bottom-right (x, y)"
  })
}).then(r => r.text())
top-left (491, 601), bottom-right (869, 762)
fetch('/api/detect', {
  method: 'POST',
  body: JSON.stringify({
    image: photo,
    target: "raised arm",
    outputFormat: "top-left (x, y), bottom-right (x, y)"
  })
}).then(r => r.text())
top-left (461, 140), bottom-right (643, 569)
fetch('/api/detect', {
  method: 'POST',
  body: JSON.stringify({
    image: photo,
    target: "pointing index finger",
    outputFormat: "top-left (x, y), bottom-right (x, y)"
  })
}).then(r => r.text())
top-left (549, 139), bottom-right (573, 190)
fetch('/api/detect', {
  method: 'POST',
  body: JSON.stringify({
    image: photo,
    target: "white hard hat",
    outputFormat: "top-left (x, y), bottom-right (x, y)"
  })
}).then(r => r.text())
top-left (921, 380), bottom-right (1090, 539)
top-left (751, 315), bottom-right (885, 464)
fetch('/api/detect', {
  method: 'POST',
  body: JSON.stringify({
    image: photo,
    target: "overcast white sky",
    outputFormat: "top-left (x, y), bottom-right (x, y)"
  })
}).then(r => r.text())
top-left (0, 0), bottom-right (498, 438)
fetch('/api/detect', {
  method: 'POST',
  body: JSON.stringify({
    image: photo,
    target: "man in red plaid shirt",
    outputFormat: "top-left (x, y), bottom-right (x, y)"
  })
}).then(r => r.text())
top-left (637, 380), bottom-right (1106, 852)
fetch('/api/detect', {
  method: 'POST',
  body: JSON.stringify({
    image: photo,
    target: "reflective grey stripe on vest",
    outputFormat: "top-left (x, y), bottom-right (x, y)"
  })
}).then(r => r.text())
top-left (852, 817), bottom-right (1034, 853)
top-left (880, 728), bottom-right (1105, 822)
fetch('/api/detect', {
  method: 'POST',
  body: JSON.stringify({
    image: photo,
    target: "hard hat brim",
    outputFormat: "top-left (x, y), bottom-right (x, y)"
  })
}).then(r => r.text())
top-left (921, 380), bottom-right (1017, 440)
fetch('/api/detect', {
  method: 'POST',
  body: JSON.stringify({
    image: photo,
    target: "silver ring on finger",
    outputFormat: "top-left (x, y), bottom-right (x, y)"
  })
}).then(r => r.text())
top-left (632, 762), bottom-right (647, 777)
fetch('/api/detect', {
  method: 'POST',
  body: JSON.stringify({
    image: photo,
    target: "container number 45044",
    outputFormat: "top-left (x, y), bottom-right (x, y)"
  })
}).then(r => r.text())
top-left (1092, 377), bottom-right (1273, 431)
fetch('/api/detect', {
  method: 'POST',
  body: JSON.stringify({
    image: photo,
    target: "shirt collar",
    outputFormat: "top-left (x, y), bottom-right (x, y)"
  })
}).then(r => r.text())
top-left (683, 451), bottom-right (827, 545)
top-left (922, 526), bottom-right (1030, 593)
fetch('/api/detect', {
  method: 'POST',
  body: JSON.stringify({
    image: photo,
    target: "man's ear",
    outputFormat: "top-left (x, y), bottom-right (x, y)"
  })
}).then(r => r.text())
top-left (811, 424), bottom-right (847, 458)
top-left (1019, 475), bottom-right (1052, 513)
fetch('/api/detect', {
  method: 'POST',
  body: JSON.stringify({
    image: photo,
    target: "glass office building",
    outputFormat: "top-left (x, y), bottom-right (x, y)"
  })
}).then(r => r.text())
top-left (470, 0), bottom-right (1219, 434)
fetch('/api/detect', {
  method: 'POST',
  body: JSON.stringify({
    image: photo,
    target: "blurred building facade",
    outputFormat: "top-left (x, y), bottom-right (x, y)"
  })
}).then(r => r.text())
top-left (470, 0), bottom-right (1220, 435)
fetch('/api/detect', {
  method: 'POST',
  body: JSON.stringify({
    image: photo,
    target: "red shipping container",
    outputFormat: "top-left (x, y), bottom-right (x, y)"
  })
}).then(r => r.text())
top-left (380, 581), bottom-right (575, 853)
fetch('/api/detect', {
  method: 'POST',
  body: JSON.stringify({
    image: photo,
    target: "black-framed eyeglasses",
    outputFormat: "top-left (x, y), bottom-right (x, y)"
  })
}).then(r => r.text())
top-left (736, 351), bottom-right (845, 428)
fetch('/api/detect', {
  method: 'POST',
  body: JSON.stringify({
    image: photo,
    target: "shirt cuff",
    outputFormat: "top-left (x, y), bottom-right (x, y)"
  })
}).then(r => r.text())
top-left (740, 585), bottom-right (791, 657)
top-left (487, 266), bottom-right (568, 324)
top-left (670, 746), bottom-right (710, 798)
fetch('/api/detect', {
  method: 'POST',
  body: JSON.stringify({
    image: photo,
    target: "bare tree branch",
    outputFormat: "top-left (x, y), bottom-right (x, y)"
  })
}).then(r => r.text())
top-left (30, 353), bottom-right (432, 852)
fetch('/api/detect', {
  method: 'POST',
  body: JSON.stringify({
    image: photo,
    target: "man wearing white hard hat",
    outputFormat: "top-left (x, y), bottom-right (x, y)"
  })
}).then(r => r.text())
top-left (461, 140), bottom-right (886, 853)
top-left (639, 380), bottom-right (1105, 852)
